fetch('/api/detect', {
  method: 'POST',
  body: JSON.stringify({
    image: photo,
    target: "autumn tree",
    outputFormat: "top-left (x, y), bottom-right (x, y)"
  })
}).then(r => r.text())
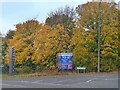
top-left (32, 24), bottom-right (71, 70)
top-left (4, 19), bottom-right (41, 73)
top-left (46, 6), bottom-right (75, 30)
top-left (75, 2), bottom-right (119, 71)
top-left (4, 2), bottom-right (119, 73)
top-left (32, 24), bottom-right (53, 71)
top-left (0, 32), bottom-right (9, 73)
top-left (45, 6), bottom-right (76, 53)
top-left (2, 30), bottom-right (15, 65)
top-left (70, 27), bottom-right (98, 72)
top-left (6, 30), bottom-right (15, 39)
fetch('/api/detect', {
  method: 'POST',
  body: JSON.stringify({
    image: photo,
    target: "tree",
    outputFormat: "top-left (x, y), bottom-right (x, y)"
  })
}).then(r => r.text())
top-left (32, 24), bottom-right (70, 70)
top-left (45, 6), bottom-right (76, 37)
top-left (0, 33), bottom-right (9, 73)
top-left (4, 2), bottom-right (119, 73)
top-left (45, 6), bottom-right (76, 53)
top-left (4, 19), bottom-right (40, 73)
top-left (75, 2), bottom-right (119, 71)
top-left (6, 30), bottom-right (15, 39)
top-left (70, 27), bottom-right (98, 72)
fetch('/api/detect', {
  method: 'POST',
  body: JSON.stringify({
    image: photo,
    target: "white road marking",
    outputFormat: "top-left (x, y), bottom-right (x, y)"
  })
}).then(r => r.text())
top-left (86, 78), bottom-right (97, 83)
top-left (2, 76), bottom-right (118, 88)
top-left (86, 79), bottom-right (92, 83)
top-left (85, 77), bottom-right (119, 83)
top-left (3, 80), bottom-right (69, 86)
top-left (72, 78), bottom-right (97, 86)
top-left (3, 80), bottom-right (81, 88)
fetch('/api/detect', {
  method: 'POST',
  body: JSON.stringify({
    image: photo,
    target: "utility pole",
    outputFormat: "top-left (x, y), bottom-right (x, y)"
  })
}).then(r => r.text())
top-left (97, 0), bottom-right (102, 73)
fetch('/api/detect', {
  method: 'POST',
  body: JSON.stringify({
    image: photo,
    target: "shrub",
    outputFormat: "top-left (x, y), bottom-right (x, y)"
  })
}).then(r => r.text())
top-left (16, 66), bottom-right (32, 74)
top-left (35, 64), bottom-right (44, 72)
top-left (2, 65), bottom-right (9, 74)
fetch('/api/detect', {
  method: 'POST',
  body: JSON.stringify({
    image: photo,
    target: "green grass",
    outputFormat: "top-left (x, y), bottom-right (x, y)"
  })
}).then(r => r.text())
top-left (0, 74), bottom-right (20, 78)
top-left (0, 74), bottom-right (9, 78)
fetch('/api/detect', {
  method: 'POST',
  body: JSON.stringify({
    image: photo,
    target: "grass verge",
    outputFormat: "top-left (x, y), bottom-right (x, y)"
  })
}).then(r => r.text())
top-left (1, 70), bottom-right (118, 78)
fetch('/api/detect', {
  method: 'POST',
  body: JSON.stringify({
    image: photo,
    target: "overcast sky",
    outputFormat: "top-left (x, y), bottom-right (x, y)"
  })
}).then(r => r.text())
top-left (0, 0), bottom-right (119, 35)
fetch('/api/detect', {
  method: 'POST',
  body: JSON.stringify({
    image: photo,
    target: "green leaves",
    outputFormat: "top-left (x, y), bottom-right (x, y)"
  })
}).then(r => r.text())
top-left (3, 2), bottom-right (119, 73)
top-left (76, 2), bottom-right (119, 72)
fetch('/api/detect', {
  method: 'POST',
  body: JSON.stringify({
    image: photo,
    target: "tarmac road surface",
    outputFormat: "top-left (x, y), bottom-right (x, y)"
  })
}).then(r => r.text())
top-left (1, 73), bottom-right (119, 88)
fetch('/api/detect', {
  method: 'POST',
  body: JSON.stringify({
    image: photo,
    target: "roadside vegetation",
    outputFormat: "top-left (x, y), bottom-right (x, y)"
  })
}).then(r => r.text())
top-left (1, 2), bottom-right (119, 74)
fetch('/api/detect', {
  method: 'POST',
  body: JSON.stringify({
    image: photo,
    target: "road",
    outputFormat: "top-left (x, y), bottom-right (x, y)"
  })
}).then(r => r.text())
top-left (1, 73), bottom-right (119, 88)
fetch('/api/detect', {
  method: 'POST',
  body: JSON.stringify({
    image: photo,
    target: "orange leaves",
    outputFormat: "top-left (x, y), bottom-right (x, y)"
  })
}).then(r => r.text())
top-left (16, 24), bottom-right (22, 29)
top-left (3, 2), bottom-right (119, 73)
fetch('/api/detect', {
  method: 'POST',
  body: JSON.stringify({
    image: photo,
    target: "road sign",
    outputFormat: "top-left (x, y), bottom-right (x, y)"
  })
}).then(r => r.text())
top-left (58, 53), bottom-right (73, 70)
top-left (9, 47), bottom-right (15, 74)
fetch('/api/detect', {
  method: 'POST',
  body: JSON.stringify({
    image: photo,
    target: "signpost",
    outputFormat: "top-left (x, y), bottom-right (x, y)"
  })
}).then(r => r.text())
top-left (9, 47), bottom-right (15, 74)
top-left (58, 53), bottom-right (73, 72)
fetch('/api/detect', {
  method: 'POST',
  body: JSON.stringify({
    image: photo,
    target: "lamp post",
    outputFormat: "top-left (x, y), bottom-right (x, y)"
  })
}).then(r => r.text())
top-left (97, 0), bottom-right (102, 73)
